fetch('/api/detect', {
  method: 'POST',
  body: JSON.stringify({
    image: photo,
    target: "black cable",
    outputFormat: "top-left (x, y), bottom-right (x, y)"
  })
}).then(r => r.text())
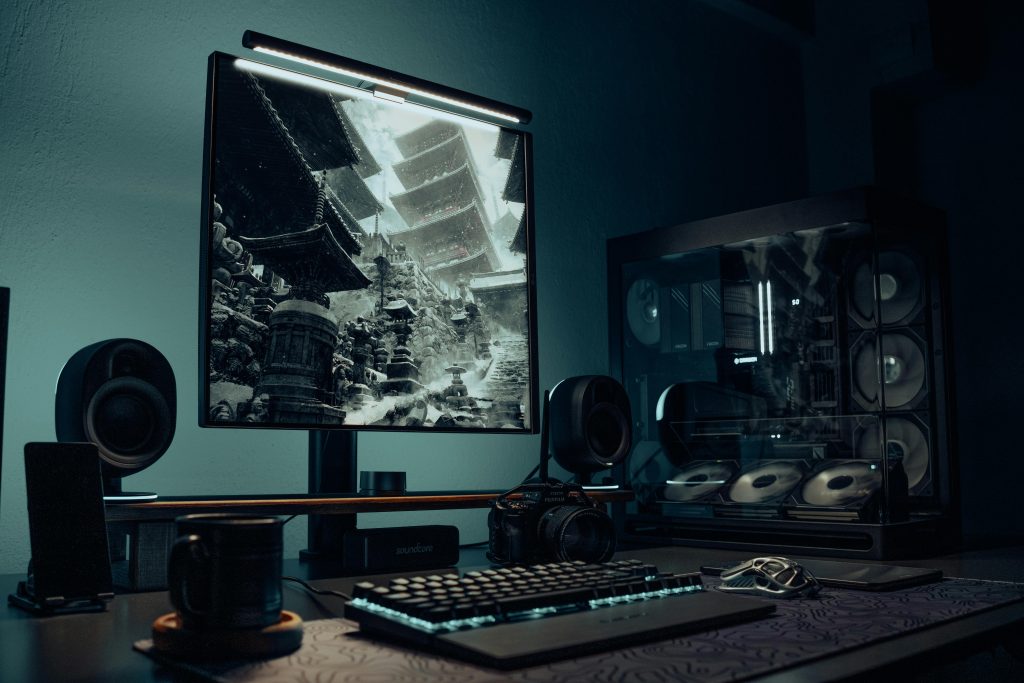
top-left (522, 389), bottom-right (552, 485)
top-left (281, 514), bottom-right (299, 526)
top-left (282, 575), bottom-right (351, 602)
top-left (538, 390), bottom-right (551, 482)
top-left (459, 540), bottom-right (488, 549)
top-left (521, 463), bottom-right (540, 483)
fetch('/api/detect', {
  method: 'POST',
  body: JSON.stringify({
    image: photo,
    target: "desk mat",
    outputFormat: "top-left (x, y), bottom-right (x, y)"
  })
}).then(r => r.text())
top-left (134, 578), bottom-right (1024, 682)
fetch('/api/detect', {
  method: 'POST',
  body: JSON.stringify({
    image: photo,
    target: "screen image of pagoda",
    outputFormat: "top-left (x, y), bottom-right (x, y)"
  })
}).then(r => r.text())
top-left (205, 57), bottom-right (531, 430)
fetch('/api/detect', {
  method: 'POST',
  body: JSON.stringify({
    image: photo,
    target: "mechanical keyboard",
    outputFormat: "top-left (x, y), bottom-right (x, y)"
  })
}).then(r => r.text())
top-left (345, 559), bottom-right (775, 668)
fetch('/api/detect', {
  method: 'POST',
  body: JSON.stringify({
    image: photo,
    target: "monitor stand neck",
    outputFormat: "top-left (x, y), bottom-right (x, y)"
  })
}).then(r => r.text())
top-left (300, 430), bottom-right (358, 560)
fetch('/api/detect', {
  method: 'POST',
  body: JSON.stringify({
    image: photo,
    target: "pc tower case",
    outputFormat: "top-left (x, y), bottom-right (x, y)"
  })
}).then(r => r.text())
top-left (607, 188), bottom-right (957, 559)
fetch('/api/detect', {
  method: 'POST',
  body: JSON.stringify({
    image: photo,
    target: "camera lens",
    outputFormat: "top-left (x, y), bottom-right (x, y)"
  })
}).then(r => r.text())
top-left (538, 505), bottom-right (615, 563)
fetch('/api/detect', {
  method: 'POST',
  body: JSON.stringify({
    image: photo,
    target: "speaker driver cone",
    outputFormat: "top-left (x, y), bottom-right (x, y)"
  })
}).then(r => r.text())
top-left (84, 376), bottom-right (173, 469)
top-left (585, 403), bottom-right (629, 462)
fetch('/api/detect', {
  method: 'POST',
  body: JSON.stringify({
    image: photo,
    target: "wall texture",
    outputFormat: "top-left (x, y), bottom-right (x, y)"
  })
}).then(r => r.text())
top-left (911, 4), bottom-right (1024, 542)
top-left (802, 1), bottom-right (1024, 543)
top-left (0, 0), bottom-right (806, 575)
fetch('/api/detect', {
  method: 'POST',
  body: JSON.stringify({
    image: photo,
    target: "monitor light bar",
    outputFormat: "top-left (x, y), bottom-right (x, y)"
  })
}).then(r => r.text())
top-left (235, 59), bottom-right (369, 99)
top-left (373, 85), bottom-right (407, 104)
top-left (235, 58), bottom-right (501, 134)
top-left (242, 31), bottom-right (531, 125)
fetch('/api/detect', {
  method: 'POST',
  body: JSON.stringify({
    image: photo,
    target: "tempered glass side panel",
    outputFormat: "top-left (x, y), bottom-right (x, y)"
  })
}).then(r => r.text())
top-left (612, 190), bottom-right (954, 548)
top-left (616, 222), bottom-right (931, 522)
top-left (621, 223), bottom-right (872, 443)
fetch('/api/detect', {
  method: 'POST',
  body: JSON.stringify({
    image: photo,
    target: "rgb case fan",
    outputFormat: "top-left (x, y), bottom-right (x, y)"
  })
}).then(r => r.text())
top-left (716, 460), bottom-right (808, 520)
top-left (849, 250), bottom-right (926, 329)
top-left (788, 459), bottom-right (884, 522)
top-left (851, 330), bottom-right (930, 412)
top-left (855, 414), bottom-right (932, 496)
top-left (663, 460), bottom-right (737, 503)
top-left (725, 460), bottom-right (805, 505)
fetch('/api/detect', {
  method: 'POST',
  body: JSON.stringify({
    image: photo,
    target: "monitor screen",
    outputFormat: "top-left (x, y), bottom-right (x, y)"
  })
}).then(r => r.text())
top-left (199, 53), bottom-right (536, 432)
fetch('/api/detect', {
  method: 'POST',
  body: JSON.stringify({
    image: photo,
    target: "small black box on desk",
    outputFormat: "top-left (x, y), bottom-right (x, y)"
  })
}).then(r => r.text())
top-left (342, 525), bottom-right (460, 572)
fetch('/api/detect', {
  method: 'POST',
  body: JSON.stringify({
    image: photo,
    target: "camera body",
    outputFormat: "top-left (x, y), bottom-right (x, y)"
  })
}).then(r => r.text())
top-left (487, 481), bottom-right (615, 565)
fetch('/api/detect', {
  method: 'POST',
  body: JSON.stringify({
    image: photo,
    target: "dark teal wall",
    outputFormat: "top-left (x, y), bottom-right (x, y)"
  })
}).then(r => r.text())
top-left (0, 0), bottom-right (807, 573)
top-left (803, 1), bottom-right (1024, 543)
top-left (911, 5), bottom-right (1024, 543)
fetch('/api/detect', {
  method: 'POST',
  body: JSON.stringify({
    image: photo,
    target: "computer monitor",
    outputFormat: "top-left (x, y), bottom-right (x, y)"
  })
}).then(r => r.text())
top-left (197, 50), bottom-right (537, 544)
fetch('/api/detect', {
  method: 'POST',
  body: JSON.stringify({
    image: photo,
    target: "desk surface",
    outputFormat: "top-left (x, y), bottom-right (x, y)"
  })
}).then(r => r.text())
top-left (2, 545), bottom-right (1023, 683)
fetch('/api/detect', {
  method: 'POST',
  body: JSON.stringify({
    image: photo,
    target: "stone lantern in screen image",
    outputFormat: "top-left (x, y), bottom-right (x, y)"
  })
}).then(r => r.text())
top-left (449, 309), bottom-right (478, 365)
top-left (443, 365), bottom-right (472, 410)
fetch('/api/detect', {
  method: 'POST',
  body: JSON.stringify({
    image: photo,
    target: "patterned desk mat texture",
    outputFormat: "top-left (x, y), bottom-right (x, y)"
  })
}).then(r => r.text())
top-left (134, 578), bottom-right (1024, 683)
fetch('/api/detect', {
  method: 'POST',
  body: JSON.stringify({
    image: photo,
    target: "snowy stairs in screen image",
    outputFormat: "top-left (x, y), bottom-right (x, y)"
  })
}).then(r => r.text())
top-left (484, 335), bottom-right (529, 402)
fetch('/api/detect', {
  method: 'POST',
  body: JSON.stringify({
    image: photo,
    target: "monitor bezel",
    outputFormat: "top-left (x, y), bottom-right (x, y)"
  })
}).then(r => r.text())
top-left (198, 52), bottom-right (539, 435)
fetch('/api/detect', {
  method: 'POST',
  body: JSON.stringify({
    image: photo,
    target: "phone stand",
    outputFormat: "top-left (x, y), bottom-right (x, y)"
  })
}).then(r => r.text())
top-left (8, 566), bottom-right (113, 616)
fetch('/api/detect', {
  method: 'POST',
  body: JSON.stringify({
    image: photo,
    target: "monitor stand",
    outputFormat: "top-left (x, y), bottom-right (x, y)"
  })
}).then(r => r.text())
top-left (300, 430), bottom-right (358, 560)
top-left (298, 432), bottom-right (460, 572)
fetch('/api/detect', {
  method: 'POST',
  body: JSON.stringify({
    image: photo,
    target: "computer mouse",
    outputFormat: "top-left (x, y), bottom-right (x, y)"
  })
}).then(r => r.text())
top-left (718, 556), bottom-right (821, 599)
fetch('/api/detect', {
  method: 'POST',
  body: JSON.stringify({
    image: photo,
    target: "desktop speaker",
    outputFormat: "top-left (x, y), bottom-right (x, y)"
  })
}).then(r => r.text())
top-left (55, 339), bottom-right (176, 493)
top-left (549, 376), bottom-right (631, 477)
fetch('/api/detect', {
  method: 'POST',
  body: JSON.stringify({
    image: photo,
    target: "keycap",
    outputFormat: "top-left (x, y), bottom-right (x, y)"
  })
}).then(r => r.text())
top-left (353, 581), bottom-right (378, 599)
top-left (496, 587), bottom-right (595, 614)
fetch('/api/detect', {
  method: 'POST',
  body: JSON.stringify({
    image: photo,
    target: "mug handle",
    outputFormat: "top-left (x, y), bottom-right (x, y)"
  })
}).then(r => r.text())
top-left (168, 534), bottom-right (208, 622)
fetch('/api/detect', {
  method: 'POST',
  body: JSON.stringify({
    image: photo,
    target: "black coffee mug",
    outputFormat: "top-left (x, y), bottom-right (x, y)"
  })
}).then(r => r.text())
top-left (168, 514), bottom-right (283, 631)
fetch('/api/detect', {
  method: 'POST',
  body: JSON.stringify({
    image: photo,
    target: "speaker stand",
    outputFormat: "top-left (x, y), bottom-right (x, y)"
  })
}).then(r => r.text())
top-left (578, 473), bottom-right (621, 491)
top-left (102, 477), bottom-right (157, 503)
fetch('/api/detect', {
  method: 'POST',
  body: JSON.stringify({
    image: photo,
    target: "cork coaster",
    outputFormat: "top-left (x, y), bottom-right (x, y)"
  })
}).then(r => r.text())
top-left (151, 610), bottom-right (303, 660)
